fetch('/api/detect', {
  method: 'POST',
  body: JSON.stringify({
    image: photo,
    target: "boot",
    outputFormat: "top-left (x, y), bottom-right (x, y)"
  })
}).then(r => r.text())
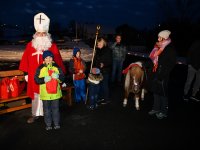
top-left (27, 116), bottom-right (39, 124)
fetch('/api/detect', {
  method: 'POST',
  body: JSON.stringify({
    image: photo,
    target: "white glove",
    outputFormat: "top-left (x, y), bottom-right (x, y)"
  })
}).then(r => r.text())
top-left (62, 83), bottom-right (67, 88)
top-left (25, 75), bottom-right (28, 82)
top-left (52, 73), bottom-right (59, 79)
top-left (44, 76), bottom-right (51, 83)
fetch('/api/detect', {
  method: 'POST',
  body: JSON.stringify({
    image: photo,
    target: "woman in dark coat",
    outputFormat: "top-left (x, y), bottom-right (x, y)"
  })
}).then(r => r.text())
top-left (93, 37), bottom-right (112, 104)
top-left (148, 30), bottom-right (176, 119)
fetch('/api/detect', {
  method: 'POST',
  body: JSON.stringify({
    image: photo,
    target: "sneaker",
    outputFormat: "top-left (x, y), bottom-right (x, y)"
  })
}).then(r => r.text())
top-left (54, 125), bottom-right (60, 130)
top-left (46, 126), bottom-right (53, 131)
top-left (87, 105), bottom-right (95, 110)
top-left (148, 110), bottom-right (159, 115)
top-left (156, 112), bottom-right (167, 119)
top-left (190, 96), bottom-right (200, 102)
top-left (97, 99), bottom-right (105, 103)
top-left (100, 100), bottom-right (108, 105)
top-left (101, 99), bottom-right (111, 105)
top-left (183, 95), bottom-right (189, 101)
top-left (27, 116), bottom-right (39, 124)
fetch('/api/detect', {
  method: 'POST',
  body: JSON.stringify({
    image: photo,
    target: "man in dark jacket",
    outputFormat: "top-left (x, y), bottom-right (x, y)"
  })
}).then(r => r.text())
top-left (183, 40), bottom-right (200, 102)
top-left (148, 30), bottom-right (176, 119)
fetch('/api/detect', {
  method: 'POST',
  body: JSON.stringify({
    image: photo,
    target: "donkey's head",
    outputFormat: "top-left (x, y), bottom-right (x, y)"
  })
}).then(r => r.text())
top-left (130, 66), bottom-right (144, 94)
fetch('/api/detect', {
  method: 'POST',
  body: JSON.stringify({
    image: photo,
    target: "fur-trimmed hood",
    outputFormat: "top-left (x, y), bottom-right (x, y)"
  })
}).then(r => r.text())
top-left (88, 73), bottom-right (103, 84)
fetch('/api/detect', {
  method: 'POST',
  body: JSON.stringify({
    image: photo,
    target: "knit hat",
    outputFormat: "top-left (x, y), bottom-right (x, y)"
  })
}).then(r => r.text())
top-left (158, 30), bottom-right (171, 39)
top-left (91, 68), bottom-right (100, 75)
top-left (73, 47), bottom-right (80, 56)
top-left (43, 50), bottom-right (54, 60)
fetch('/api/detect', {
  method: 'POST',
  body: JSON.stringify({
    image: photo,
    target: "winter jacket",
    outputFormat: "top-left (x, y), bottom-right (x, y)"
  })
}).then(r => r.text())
top-left (111, 42), bottom-right (126, 61)
top-left (34, 62), bottom-right (65, 100)
top-left (93, 46), bottom-right (113, 74)
top-left (69, 57), bottom-right (86, 80)
top-left (88, 73), bottom-right (103, 85)
top-left (150, 43), bottom-right (176, 96)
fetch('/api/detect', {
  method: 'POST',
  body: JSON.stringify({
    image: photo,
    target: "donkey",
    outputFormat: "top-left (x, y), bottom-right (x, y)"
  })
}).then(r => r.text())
top-left (123, 61), bottom-right (145, 110)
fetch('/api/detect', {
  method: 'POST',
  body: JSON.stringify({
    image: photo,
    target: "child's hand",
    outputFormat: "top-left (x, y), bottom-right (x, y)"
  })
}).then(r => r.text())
top-left (44, 76), bottom-right (51, 82)
top-left (52, 73), bottom-right (59, 79)
top-left (79, 69), bottom-right (83, 73)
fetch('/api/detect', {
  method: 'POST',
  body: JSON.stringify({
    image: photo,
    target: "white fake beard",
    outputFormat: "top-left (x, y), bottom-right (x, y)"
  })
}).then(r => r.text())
top-left (32, 33), bottom-right (52, 51)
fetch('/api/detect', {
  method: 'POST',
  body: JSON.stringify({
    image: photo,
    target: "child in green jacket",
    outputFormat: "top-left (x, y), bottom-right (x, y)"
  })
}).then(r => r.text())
top-left (34, 50), bottom-right (65, 130)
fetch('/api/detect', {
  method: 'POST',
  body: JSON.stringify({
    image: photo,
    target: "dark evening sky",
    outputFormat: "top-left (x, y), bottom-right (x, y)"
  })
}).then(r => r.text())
top-left (0, 0), bottom-right (200, 30)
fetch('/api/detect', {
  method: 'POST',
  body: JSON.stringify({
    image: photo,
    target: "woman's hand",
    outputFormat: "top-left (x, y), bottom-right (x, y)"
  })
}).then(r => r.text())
top-left (100, 63), bottom-right (104, 68)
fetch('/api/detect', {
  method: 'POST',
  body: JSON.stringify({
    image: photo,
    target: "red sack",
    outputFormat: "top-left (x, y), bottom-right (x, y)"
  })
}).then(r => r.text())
top-left (0, 77), bottom-right (11, 99)
top-left (46, 79), bottom-right (58, 94)
top-left (48, 70), bottom-right (54, 76)
top-left (19, 81), bottom-right (26, 95)
top-left (9, 76), bottom-right (20, 98)
top-left (46, 70), bottom-right (58, 94)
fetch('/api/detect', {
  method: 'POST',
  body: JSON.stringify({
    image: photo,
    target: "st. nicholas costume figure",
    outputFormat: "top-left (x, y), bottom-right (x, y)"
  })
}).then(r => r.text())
top-left (19, 12), bottom-right (66, 123)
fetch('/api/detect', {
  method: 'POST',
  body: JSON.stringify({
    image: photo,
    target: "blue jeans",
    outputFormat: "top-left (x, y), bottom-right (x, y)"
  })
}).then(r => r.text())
top-left (88, 83), bottom-right (100, 107)
top-left (153, 94), bottom-right (168, 114)
top-left (42, 99), bottom-right (60, 127)
top-left (73, 79), bottom-right (86, 102)
top-left (112, 59), bottom-right (124, 82)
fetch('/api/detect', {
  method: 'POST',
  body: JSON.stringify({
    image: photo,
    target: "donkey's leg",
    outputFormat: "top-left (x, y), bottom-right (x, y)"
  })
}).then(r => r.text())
top-left (123, 90), bottom-right (129, 107)
top-left (135, 96), bottom-right (140, 110)
top-left (123, 98), bottom-right (128, 107)
top-left (141, 88), bottom-right (145, 101)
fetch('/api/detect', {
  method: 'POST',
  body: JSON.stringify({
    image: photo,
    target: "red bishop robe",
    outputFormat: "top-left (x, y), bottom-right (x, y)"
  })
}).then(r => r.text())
top-left (19, 42), bottom-right (66, 99)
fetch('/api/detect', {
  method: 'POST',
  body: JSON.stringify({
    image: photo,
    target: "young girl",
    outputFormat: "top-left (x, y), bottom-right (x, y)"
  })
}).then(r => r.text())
top-left (34, 50), bottom-right (65, 130)
top-left (87, 68), bottom-right (103, 110)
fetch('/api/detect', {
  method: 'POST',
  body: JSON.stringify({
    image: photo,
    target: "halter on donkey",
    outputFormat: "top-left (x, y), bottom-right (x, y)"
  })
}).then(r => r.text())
top-left (123, 61), bottom-right (145, 110)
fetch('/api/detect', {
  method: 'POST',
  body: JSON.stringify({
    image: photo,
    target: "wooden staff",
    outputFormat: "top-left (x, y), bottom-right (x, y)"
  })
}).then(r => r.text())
top-left (85, 25), bottom-right (101, 104)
